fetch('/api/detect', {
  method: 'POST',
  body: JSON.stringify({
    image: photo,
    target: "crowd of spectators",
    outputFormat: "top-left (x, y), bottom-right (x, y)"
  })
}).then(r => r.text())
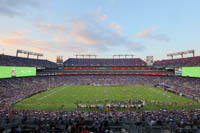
top-left (0, 54), bottom-right (57, 68)
top-left (64, 58), bottom-right (147, 67)
top-left (3, 54), bottom-right (200, 69)
top-left (64, 56), bottom-right (200, 68)
top-left (2, 54), bottom-right (200, 69)
top-left (153, 56), bottom-right (200, 68)
top-left (0, 75), bottom-right (200, 132)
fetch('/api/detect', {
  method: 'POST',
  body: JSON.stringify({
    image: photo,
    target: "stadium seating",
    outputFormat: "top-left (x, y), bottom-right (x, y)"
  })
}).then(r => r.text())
top-left (64, 58), bottom-right (147, 66)
top-left (1, 75), bottom-right (200, 132)
top-left (0, 54), bottom-right (57, 68)
top-left (153, 56), bottom-right (200, 68)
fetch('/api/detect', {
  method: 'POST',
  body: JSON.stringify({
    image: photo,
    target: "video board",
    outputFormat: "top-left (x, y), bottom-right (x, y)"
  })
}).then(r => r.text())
top-left (0, 66), bottom-right (36, 78)
top-left (182, 67), bottom-right (200, 78)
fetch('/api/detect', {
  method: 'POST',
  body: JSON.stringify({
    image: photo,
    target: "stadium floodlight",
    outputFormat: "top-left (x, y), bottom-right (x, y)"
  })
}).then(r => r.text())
top-left (16, 49), bottom-right (43, 59)
top-left (167, 50), bottom-right (195, 59)
top-left (113, 54), bottom-right (134, 59)
top-left (75, 54), bottom-right (97, 59)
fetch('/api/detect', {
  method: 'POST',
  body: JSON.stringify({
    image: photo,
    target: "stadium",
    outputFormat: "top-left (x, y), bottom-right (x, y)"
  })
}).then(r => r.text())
top-left (1, 1), bottom-right (200, 133)
top-left (1, 49), bottom-right (200, 133)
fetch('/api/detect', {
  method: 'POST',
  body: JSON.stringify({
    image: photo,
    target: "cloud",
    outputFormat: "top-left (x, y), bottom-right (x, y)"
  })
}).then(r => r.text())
top-left (92, 8), bottom-right (107, 22)
top-left (36, 21), bottom-right (67, 35)
top-left (0, 7), bottom-right (146, 60)
top-left (34, 8), bottom-right (145, 56)
top-left (136, 26), bottom-right (170, 42)
top-left (2, 7), bottom-right (145, 60)
top-left (69, 19), bottom-right (100, 45)
top-left (128, 42), bottom-right (145, 52)
top-left (98, 14), bottom-right (107, 22)
top-left (110, 22), bottom-right (123, 35)
top-left (66, 18), bottom-right (143, 53)
top-left (0, 32), bottom-right (55, 53)
top-left (0, 0), bottom-right (40, 17)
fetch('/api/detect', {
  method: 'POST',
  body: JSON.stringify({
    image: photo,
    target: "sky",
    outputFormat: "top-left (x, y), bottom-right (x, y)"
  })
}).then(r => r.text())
top-left (0, 0), bottom-right (200, 62)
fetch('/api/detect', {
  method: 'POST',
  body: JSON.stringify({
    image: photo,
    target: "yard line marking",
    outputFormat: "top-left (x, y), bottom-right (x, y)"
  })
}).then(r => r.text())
top-left (38, 88), bottom-right (65, 101)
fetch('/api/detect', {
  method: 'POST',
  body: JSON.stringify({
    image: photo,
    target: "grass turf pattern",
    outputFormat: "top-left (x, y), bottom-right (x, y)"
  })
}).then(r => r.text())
top-left (13, 85), bottom-right (200, 111)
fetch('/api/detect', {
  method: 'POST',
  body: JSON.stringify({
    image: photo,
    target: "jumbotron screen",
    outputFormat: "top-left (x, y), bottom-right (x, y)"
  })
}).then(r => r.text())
top-left (182, 67), bottom-right (200, 78)
top-left (0, 66), bottom-right (36, 78)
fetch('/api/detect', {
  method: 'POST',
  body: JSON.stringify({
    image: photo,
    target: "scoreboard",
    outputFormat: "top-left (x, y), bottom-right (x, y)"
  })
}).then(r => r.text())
top-left (56, 56), bottom-right (63, 64)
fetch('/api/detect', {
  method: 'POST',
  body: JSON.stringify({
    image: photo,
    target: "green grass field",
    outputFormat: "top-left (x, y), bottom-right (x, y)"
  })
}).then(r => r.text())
top-left (13, 85), bottom-right (200, 111)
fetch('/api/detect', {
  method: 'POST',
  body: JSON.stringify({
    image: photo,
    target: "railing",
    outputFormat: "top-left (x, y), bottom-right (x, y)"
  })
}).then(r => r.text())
top-left (56, 73), bottom-right (168, 76)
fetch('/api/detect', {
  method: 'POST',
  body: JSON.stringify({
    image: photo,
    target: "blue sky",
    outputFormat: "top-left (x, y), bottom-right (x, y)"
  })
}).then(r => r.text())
top-left (0, 0), bottom-right (200, 62)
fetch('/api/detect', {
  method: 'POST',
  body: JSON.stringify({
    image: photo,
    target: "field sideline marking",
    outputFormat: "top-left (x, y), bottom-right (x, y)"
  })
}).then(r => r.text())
top-left (38, 87), bottom-right (65, 101)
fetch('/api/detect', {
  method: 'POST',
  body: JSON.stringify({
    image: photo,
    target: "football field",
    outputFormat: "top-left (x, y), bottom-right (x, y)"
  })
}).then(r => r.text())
top-left (13, 85), bottom-right (200, 111)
